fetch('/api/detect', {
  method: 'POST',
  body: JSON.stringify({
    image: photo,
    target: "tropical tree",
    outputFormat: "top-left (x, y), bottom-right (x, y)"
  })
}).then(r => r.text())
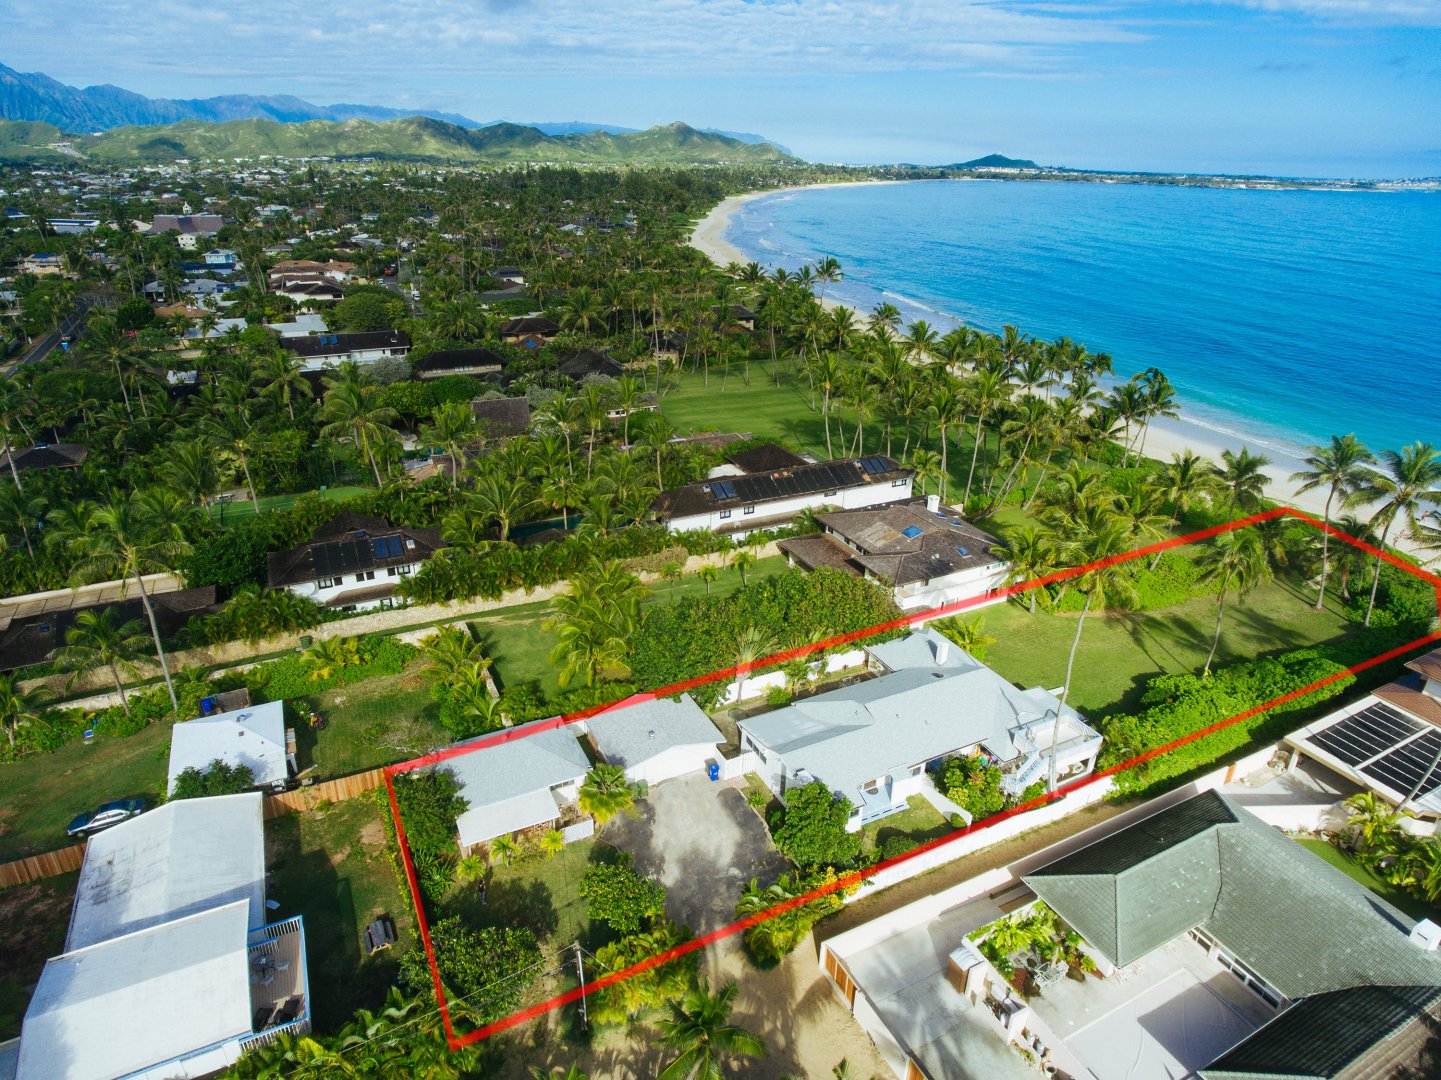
top-left (732, 549), bottom-right (757, 587)
top-left (697, 564), bottom-right (720, 595)
top-left (656, 982), bottom-right (766, 1080)
top-left (319, 370), bottom-right (399, 485)
top-left (1157, 449), bottom-right (1220, 538)
top-left (1291, 434), bottom-right (1375, 609)
top-left (731, 625), bottom-right (776, 703)
top-left (1195, 530), bottom-right (1271, 674)
top-left (931, 616), bottom-right (997, 659)
top-left (201, 409), bottom-right (262, 512)
top-left (419, 401), bottom-right (479, 486)
top-left (578, 763), bottom-right (635, 824)
top-left (488, 834), bottom-right (521, 865)
top-left (70, 491), bottom-right (192, 711)
top-left (50, 608), bottom-right (149, 715)
top-left (1217, 447), bottom-right (1271, 519)
top-left (0, 674), bottom-right (51, 749)
top-left (1358, 443), bottom-right (1441, 627)
top-left (160, 439), bottom-right (220, 511)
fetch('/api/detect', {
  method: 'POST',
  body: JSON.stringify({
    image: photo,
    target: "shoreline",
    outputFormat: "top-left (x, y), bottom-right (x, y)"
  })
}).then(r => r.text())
top-left (687, 185), bottom-right (1432, 557)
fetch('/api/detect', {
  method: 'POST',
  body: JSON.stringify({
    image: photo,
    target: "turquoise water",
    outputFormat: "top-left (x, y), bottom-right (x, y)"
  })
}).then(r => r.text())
top-left (725, 180), bottom-right (1441, 458)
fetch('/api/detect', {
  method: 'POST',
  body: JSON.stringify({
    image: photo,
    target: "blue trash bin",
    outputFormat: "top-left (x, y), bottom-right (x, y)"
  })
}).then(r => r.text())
top-left (707, 762), bottom-right (720, 782)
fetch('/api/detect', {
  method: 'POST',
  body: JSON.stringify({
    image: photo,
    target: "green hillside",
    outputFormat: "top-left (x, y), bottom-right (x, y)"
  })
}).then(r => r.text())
top-left (0, 115), bottom-right (797, 165)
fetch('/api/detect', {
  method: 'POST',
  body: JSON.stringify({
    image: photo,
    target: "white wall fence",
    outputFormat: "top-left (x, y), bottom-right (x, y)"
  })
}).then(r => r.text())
top-left (717, 647), bottom-right (867, 707)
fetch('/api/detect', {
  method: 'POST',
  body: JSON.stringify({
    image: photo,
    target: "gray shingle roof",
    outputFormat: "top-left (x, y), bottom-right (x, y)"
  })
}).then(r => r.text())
top-left (1024, 791), bottom-right (1441, 1000)
top-left (586, 694), bottom-right (722, 770)
top-left (445, 718), bottom-right (592, 834)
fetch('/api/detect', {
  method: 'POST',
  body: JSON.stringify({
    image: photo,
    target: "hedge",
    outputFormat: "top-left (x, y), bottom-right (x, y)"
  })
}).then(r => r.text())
top-left (242, 635), bottom-right (417, 701)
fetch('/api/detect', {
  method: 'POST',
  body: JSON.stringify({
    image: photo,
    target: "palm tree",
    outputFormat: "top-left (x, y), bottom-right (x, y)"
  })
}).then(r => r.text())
top-left (931, 616), bottom-right (997, 659)
top-left (319, 373), bottom-right (399, 486)
top-left (657, 982), bottom-right (766, 1080)
top-left (0, 484), bottom-right (45, 558)
top-left (907, 447), bottom-right (942, 497)
top-left (51, 609), bottom-right (150, 715)
top-left (1156, 449), bottom-right (1220, 552)
top-left (1359, 443), bottom-right (1441, 627)
top-left (578, 763), bottom-right (634, 824)
top-left (540, 828), bottom-right (566, 858)
top-left (999, 526), bottom-right (1055, 614)
top-left (1291, 434), bottom-right (1375, 609)
top-left (1217, 447), bottom-right (1271, 519)
top-left (0, 674), bottom-right (51, 749)
top-left (472, 473), bottom-right (536, 543)
top-left (731, 625), bottom-right (776, 704)
top-left (201, 410), bottom-right (262, 513)
top-left (1052, 519), bottom-right (1138, 788)
top-left (698, 564), bottom-right (720, 595)
top-left (256, 348), bottom-right (313, 421)
top-left (160, 439), bottom-right (220, 512)
top-left (732, 550), bottom-right (757, 587)
top-left (70, 492), bottom-right (191, 712)
top-left (1345, 791), bottom-right (1409, 852)
top-left (963, 367), bottom-right (1009, 507)
top-left (419, 401), bottom-right (479, 486)
top-left (1195, 531), bottom-right (1271, 674)
top-left (488, 834), bottom-right (521, 865)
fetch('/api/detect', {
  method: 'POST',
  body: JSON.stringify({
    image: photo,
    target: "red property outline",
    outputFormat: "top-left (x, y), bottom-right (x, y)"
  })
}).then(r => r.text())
top-left (382, 506), bottom-right (1441, 1049)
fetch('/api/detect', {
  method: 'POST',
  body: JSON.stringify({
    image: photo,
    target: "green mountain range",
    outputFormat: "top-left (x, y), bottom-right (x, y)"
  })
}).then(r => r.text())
top-left (0, 115), bottom-right (796, 166)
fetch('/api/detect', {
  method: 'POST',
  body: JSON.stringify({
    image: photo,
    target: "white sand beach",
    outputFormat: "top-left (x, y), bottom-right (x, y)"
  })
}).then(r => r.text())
top-left (688, 185), bottom-right (1433, 560)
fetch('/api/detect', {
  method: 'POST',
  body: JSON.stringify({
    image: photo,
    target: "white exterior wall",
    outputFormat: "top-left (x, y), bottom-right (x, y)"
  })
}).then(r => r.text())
top-left (666, 478), bottom-right (913, 535)
top-left (296, 347), bottom-right (408, 372)
top-left (890, 562), bottom-right (1011, 612)
top-left (625, 743), bottom-right (717, 786)
top-left (284, 562), bottom-right (420, 611)
top-left (131, 1037), bottom-right (242, 1079)
top-left (718, 648), bottom-right (867, 706)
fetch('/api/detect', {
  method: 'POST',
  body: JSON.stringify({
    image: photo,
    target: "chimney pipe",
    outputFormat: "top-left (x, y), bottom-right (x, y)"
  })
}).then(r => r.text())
top-left (926, 494), bottom-right (941, 514)
top-left (935, 636), bottom-right (951, 664)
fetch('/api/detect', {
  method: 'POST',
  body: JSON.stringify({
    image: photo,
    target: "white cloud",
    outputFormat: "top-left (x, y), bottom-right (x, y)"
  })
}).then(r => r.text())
top-left (1202, 0), bottom-right (1441, 25)
top-left (7, 0), bottom-right (1148, 83)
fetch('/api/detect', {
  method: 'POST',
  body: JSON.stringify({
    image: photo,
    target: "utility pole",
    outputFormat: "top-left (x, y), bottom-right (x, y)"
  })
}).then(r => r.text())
top-left (573, 941), bottom-right (589, 1033)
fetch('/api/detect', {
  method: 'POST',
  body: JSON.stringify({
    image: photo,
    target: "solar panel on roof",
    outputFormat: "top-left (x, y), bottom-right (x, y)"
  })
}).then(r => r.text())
top-left (711, 480), bottom-right (737, 500)
top-left (858, 456), bottom-right (887, 475)
top-left (1310, 702), bottom-right (1422, 766)
top-left (1361, 729), bottom-right (1441, 799)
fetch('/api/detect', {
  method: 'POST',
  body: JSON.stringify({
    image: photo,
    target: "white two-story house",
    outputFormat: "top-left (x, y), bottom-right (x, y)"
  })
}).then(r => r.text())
top-left (651, 446), bottom-right (914, 540)
top-left (266, 511), bottom-right (444, 612)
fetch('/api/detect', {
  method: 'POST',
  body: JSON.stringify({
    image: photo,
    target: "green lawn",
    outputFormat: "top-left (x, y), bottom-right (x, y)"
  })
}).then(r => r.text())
top-left (209, 485), bottom-right (372, 525)
top-left (265, 797), bottom-right (414, 1033)
top-left (440, 837), bottom-right (624, 953)
top-left (979, 578), bottom-right (1363, 720)
top-left (1295, 838), bottom-right (1441, 922)
top-left (861, 795), bottom-right (952, 854)
top-left (0, 871), bottom-right (77, 1038)
top-left (0, 721), bottom-right (172, 861)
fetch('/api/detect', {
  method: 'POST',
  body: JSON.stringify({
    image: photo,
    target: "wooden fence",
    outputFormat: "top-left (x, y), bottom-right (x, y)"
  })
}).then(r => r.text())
top-left (0, 842), bottom-right (86, 888)
top-left (262, 767), bottom-right (389, 819)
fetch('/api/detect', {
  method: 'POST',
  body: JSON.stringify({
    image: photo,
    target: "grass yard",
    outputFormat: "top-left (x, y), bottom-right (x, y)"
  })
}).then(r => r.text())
top-left (0, 721), bottom-right (172, 861)
top-left (980, 578), bottom-right (1363, 720)
top-left (861, 795), bottom-right (952, 854)
top-left (441, 837), bottom-right (625, 953)
top-left (300, 666), bottom-right (451, 777)
top-left (0, 871), bottom-right (77, 1038)
top-left (209, 484), bottom-right (372, 525)
top-left (265, 797), bottom-right (413, 1032)
top-left (659, 369), bottom-right (830, 457)
top-left (1295, 838), bottom-right (1441, 922)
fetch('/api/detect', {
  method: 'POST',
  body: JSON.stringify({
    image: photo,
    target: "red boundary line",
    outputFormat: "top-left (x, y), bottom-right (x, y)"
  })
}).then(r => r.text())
top-left (381, 506), bottom-right (1441, 1048)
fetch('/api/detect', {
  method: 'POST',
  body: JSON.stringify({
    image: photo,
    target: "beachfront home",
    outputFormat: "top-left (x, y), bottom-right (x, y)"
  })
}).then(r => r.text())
top-left (167, 699), bottom-right (293, 795)
top-left (265, 510), bottom-right (443, 612)
top-left (3, 793), bottom-right (310, 1080)
top-left (1283, 643), bottom-right (1441, 829)
top-left (818, 789), bottom-right (1441, 1080)
top-left (651, 446), bottom-right (915, 540)
top-left (738, 628), bottom-right (1101, 830)
top-left (442, 719), bottom-right (592, 851)
top-left (779, 495), bottom-right (1009, 612)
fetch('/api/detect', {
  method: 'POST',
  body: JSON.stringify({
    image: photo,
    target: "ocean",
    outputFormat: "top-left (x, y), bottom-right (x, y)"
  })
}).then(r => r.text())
top-left (724, 180), bottom-right (1441, 460)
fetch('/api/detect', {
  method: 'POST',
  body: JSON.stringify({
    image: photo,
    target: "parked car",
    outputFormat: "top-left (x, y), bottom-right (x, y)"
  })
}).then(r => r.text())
top-left (66, 798), bottom-right (147, 838)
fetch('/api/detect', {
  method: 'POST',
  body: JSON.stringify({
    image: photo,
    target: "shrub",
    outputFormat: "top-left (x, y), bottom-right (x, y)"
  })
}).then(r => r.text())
top-left (879, 834), bottom-right (920, 861)
top-left (390, 767), bottom-right (468, 903)
top-left (244, 634), bottom-right (416, 701)
top-left (766, 685), bottom-right (791, 707)
top-left (399, 917), bottom-right (541, 1025)
top-left (940, 754), bottom-right (1006, 819)
top-left (578, 860), bottom-right (667, 934)
top-left (769, 781), bottom-right (863, 870)
top-left (169, 758), bottom-right (256, 800)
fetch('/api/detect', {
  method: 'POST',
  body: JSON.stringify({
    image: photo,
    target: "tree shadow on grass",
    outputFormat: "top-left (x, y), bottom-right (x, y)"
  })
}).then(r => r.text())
top-left (445, 875), bottom-right (559, 943)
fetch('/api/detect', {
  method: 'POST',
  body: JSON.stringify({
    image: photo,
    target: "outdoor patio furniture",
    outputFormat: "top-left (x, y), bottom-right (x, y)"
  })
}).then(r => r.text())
top-left (252, 1005), bottom-right (277, 1031)
top-left (365, 917), bottom-right (397, 954)
top-left (273, 997), bottom-right (303, 1024)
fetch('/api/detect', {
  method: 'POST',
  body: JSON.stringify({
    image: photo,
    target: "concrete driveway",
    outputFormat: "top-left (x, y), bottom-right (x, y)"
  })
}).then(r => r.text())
top-left (603, 774), bottom-right (791, 933)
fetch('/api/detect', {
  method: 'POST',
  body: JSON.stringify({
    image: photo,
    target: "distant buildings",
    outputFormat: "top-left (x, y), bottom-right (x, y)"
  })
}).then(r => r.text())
top-left (266, 510), bottom-right (443, 612)
top-left (279, 330), bottom-right (410, 370)
top-left (5, 793), bottom-right (311, 1080)
top-left (148, 213), bottom-right (226, 249)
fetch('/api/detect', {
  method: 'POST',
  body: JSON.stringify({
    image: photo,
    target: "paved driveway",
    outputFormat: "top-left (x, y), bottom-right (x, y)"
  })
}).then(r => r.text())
top-left (603, 774), bottom-right (791, 932)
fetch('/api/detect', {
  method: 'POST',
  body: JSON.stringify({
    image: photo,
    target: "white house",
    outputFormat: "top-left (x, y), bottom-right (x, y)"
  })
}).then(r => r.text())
top-left (580, 694), bottom-right (724, 786)
top-left (266, 511), bottom-right (444, 612)
top-left (651, 450), bottom-right (914, 540)
top-left (265, 313), bottom-right (329, 338)
top-left (167, 700), bottom-right (291, 795)
top-left (6, 793), bottom-right (310, 1080)
top-left (440, 719), bottom-right (592, 851)
top-left (738, 628), bottom-right (1101, 830)
top-left (280, 331), bottom-right (411, 371)
top-left (779, 496), bottom-right (1010, 613)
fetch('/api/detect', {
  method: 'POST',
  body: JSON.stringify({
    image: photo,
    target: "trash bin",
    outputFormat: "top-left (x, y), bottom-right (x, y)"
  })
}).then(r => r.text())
top-left (707, 762), bottom-right (720, 782)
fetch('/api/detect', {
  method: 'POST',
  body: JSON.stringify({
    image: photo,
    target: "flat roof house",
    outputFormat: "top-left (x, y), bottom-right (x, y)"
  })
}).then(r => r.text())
top-left (652, 450), bottom-right (914, 540)
top-left (1286, 644), bottom-right (1441, 823)
top-left (266, 510), bottom-right (443, 612)
top-left (738, 628), bottom-right (1101, 830)
top-left (167, 699), bottom-right (291, 795)
top-left (442, 719), bottom-right (592, 851)
top-left (780, 496), bottom-right (1009, 612)
top-left (4, 793), bottom-right (310, 1080)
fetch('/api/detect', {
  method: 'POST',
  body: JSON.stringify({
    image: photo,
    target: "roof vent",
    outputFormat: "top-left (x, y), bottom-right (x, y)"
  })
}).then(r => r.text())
top-left (1411, 919), bottom-right (1441, 951)
top-left (648, 729), bottom-right (656, 739)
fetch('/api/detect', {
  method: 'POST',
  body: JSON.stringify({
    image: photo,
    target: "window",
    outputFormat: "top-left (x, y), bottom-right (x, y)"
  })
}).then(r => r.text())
top-left (825, 490), bottom-right (837, 497)
top-left (356, 570), bottom-right (376, 582)
top-left (719, 509), bottom-right (732, 520)
top-left (317, 577), bottom-right (341, 589)
top-left (891, 478), bottom-right (907, 487)
top-left (398, 564), bottom-right (412, 575)
top-left (379, 598), bottom-right (394, 611)
top-left (862, 778), bottom-right (882, 795)
top-left (387, 567), bottom-right (399, 577)
top-left (908, 763), bottom-right (924, 777)
top-left (743, 505), bottom-right (755, 516)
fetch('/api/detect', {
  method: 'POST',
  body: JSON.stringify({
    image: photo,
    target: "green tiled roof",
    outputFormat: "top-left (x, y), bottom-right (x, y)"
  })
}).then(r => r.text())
top-left (1023, 791), bottom-right (1441, 1000)
top-left (1201, 984), bottom-right (1441, 1079)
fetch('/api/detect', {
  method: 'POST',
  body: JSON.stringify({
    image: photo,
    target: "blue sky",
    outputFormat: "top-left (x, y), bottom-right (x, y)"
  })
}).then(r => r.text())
top-left (5, 0), bottom-right (1440, 176)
